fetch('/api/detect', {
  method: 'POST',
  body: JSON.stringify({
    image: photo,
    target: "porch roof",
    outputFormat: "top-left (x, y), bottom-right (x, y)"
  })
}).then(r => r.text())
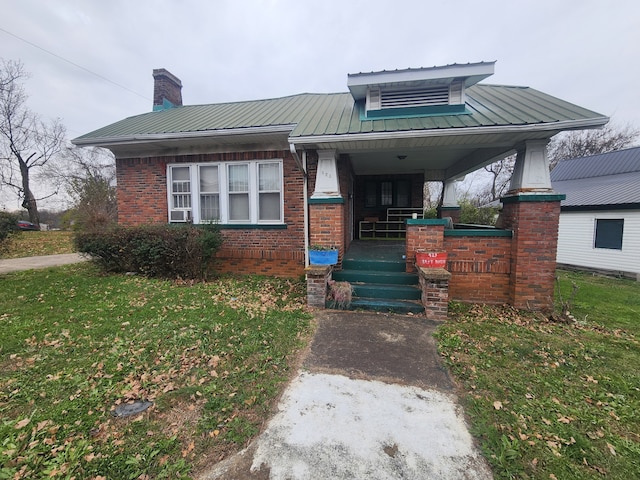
top-left (73, 83), bottom-right (607, 179)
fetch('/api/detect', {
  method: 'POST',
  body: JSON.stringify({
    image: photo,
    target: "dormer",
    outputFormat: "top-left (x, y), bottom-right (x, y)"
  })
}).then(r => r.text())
top-left (347, 61), bottom-right (495, 119)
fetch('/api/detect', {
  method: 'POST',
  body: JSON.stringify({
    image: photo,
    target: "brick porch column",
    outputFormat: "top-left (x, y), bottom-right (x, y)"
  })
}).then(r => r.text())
top-left (308, 200), bottom-right (346, 267)
top-left (501, 195), bottom-right (564, 311)
top-left (308, 149), bottom-right (345, 267)
top-left (405, 219), bottom-right (447, 273)
top-left (501, 139), bottom-right (564, 311)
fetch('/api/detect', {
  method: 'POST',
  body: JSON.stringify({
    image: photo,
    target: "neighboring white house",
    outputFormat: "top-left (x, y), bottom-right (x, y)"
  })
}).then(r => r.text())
top-left (552, 146), bottom-right (640, 280)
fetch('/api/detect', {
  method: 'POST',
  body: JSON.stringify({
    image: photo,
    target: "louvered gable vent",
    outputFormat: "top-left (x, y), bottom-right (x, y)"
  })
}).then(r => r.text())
top-left (368, 80), bottom-right (465, 112)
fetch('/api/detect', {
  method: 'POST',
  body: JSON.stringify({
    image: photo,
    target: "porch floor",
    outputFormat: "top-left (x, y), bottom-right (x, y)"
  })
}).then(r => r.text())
top-left (344, 240), bottom-right (406, 263)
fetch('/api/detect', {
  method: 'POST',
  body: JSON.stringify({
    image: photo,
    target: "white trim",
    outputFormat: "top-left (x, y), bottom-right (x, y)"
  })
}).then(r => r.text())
top-left (166, 159), bottom-right (284, 225)
top-left (289, 117), bottom-right (609, 146)
top-left (73, 124), bottom-right (297, 147)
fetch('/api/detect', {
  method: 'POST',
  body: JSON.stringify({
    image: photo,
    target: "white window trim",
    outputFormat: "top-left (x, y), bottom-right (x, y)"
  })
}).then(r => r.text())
top-left (167, 160), bottom-right (284, 225)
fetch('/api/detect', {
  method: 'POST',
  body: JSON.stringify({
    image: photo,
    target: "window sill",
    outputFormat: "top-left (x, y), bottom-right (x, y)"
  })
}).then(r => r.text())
top-left (217, 223), bottom-right (288, 230)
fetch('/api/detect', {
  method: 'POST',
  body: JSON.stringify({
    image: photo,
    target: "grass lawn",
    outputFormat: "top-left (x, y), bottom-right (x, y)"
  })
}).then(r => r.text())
top-left (0, 263), bottom-right (312, 479)
top-left (1, 231), bottom-right (75, 259)
top-left (435, 270), bottom-right (640, 479)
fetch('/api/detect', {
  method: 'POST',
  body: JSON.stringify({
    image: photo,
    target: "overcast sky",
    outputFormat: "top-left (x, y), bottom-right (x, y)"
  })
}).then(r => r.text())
top-left (1, 0), bottom-right (639, 209)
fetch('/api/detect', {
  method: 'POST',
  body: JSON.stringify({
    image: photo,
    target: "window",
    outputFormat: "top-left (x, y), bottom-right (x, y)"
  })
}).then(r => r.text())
top-left (363, 179), bottom-right (411, 208)
top-left (594, 219), bottom-right (624, 250)
top-left (167, 160), bottom-right (283, 224)
top-left (228, 164), bottom-right (250, 221)
top-left (258, 162), bottom-right (281, 221)
top-left (199, 165), bottom-right (219, 221)
top-left (170, 166), bottom-right (191, 222)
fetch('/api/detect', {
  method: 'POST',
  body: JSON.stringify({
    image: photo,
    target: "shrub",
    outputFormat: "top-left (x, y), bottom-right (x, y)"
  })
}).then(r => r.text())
top-left (74, 223), bottom-right (222, 280)
top-left (0, 211), bottom-right (18, 245)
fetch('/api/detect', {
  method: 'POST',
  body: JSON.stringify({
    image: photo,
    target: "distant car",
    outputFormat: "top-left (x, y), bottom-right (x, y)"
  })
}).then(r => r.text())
top-left (17, 220), bottom-right (40, 231)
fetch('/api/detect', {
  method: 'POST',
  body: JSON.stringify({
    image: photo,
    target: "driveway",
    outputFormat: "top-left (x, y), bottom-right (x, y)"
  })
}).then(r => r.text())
top-left (0, 253), bottom-right (88, 274)
top-left (198, 310), bottom-right (492, 480)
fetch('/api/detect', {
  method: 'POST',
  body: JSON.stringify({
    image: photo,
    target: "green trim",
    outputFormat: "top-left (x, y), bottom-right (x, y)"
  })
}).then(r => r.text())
top-left (308, 197), bottom-right (345, 204)
top-left (361, 104), bottom-right (469, 120)
top-left (501, 193), bottom-right (566, 204)
top-left (217, 224), bottom-right (288, 230)
top-left (407, 219), bottom-right (449, 226)
top-left (445, 229), bottom-right (512, 237)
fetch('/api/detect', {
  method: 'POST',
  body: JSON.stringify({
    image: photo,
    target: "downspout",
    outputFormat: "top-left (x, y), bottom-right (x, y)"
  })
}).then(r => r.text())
top-left (289, 143), bottom-right (309, 267)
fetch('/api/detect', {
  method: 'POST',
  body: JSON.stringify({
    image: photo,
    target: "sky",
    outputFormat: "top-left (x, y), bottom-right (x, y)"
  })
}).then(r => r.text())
top-left (1, 0), bottom-right (639, 210)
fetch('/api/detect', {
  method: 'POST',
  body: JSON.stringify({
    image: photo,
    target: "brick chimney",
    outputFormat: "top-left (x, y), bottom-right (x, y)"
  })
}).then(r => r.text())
top-left (152, 68), bottom-right (182, 111)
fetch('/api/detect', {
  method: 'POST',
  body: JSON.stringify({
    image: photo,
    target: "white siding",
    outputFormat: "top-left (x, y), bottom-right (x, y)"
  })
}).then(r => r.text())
top-left (556, 210), bottom-right (640, 276)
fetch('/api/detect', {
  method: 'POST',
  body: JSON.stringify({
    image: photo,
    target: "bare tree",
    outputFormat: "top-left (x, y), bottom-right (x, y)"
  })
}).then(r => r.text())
top-left (51, 145), bottom-right (117, 231)
top-left (0, 59), bottom-right (66, 225)
top-left (548, 123), bottom-right (639, 170)
top-left (482, 155), bottom-right (515, 203)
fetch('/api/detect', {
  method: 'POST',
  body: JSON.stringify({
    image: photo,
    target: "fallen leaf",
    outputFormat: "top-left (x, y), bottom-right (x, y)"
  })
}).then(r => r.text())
top-left (607, 443), bottom-right (617, 456)
top-left (493, 400), bottom-right (502, 410)
top-left (14, 418), bottom-right (30, 429)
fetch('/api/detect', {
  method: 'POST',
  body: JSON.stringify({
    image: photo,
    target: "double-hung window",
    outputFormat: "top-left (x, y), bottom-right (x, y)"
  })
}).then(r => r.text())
top-left (167, 160), bottom-right (283, 224)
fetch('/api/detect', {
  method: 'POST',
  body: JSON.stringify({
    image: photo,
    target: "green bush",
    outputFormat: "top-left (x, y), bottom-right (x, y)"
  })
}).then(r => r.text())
top-left (459, 199), bottom-right (499, 226)
top-left (74, 223), bottom-right (222, 280)
top-left (0, 211), bottom-right (18, 245)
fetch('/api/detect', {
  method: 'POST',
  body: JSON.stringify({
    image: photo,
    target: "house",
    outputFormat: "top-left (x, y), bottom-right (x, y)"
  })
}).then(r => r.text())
top-left (73, 62), bottom-right (608, 313)
top-left (551, 147), bottom-right (640, 280)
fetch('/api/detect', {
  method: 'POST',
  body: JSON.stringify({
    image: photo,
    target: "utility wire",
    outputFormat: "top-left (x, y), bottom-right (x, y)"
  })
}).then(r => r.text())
top-left (0, 26), bottom-right (151, 101)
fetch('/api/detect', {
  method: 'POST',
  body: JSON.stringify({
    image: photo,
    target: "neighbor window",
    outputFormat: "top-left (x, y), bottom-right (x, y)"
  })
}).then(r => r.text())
top-left (167, 160), bottom-right (283, 224)
top-left (594, 218), bottom-right (624, 250)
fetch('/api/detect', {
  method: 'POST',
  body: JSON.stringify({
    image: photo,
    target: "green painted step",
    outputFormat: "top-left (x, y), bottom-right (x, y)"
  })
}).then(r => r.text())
top-left (326, 297), bottom-right (424, 315)
top-left (342, 258), bottom-right (406, 272)
top-left (352, 283), bottom-right (421, 301)
top-left (332, 269), bottom-right (418, 285)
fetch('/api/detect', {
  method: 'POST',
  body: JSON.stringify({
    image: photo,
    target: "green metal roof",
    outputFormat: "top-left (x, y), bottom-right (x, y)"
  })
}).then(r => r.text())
top-left (73, 84), bottom-right (607, 146)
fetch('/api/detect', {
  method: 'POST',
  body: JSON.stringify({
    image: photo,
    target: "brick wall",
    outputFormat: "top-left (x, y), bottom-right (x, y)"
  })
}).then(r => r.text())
top-left (115, 150), bottom-right (306, 277)
top-left (444, 236), bottom-right (512, 304)
top-left (406, 223), bottom-right (445, 273)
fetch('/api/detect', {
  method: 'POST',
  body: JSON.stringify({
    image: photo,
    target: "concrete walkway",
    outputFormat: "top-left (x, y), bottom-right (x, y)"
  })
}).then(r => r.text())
top-left (198, 311), bottom-right (493, 480)
top-left (0, 253), bottom-right (88, 274)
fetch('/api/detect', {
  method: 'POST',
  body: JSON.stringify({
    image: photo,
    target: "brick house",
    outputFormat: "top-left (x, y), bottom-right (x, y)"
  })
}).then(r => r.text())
top-left (73, 62), bottom-right (608, 314)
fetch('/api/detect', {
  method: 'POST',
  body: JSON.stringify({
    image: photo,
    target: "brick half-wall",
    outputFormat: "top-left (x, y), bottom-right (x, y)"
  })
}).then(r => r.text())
top-left (115, 150), bottom-right (306, 278)
top-left (444, 235), bottom-right (512, 304)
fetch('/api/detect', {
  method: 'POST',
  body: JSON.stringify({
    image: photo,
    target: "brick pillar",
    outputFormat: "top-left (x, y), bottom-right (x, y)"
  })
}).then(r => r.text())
top-left (308, 200), bottom-right (345, 268)
top-left (418, 267), bottom-right (451, 321)
top-left (305, 265), bottom-right (332, 308)
top-left (405, 219), bottom-right (447, 273)
top-left (501, 194), bottom-right (565, 311)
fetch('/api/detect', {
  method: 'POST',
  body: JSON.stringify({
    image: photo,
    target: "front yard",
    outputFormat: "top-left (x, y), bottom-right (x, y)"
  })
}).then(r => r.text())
top-left (436, 271), bottom-right (640, 479)
top-left (0, 263), bottom-right (312, 479)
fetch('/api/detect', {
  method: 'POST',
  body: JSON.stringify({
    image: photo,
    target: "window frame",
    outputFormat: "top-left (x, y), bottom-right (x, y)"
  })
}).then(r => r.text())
top-left (593, 218), bottom-right (624, 250)
top-left (167, 159), bottom-right (284, 225)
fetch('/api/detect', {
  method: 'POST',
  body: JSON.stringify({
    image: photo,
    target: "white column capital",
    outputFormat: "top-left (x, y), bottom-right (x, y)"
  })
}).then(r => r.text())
top-left (508, 139), bottom-right (553, 193)
top-left (311, 150), bottom-right (342, 199)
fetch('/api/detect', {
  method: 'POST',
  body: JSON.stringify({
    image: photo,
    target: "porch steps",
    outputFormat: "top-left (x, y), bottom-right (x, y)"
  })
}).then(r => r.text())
top-left (330, 257), bottom-right (423, 314)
